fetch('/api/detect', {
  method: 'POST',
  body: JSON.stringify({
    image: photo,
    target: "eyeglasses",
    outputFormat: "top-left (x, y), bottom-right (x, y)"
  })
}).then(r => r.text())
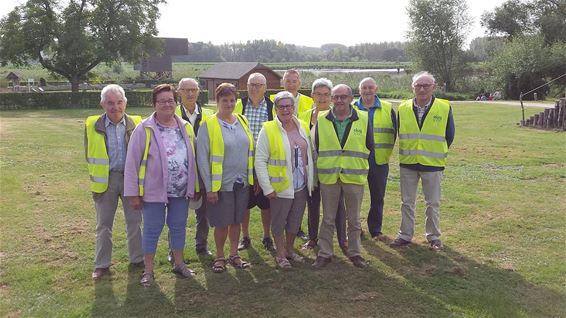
top-left (276, 104), bottom-right (294, 110)
top-left (332, 95), bottom-right (351, 100)
top-left (156, 99), bottom-right (176, 105)
top-left (248, 83), bottom-right (265, 88)
top-left (414, 84), bottom-right (434, 89)
top-left (179, 88), bottom-right (198, 93)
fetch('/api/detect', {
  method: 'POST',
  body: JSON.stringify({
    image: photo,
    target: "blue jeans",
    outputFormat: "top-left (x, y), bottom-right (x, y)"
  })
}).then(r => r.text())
top-left (143, 197), bottom-right (189, 254)
top-left (367, 163), bottom-right (389, 237)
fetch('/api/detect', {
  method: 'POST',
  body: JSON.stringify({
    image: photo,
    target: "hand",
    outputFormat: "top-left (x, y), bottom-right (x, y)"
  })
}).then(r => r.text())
top-left (253, 183), bottom-right (261, 195)
top-left (128, 196), bottom-right (142, 210)
top-left (266, 191), bottom-right (276, 200)
top-left (207, 192), bottom-right (219, 204)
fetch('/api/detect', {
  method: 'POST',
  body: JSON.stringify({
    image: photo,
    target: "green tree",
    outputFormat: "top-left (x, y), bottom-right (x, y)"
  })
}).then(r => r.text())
top-left (0, 0), bottom-right (164, 92)
top-left (406, 0), bottom-right (472, 91)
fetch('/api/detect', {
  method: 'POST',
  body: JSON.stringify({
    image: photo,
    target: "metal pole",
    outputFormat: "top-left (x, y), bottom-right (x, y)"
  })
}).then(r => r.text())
top-left (520, 92), bottom-right (525, 125)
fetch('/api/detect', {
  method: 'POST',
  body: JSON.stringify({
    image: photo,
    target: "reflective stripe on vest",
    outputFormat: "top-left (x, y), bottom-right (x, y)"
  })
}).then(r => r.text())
top-left (205, 114), bottom-right (254, 192)
top-left (138, 122), bottom-right (198, 196)
top-left (372, 101), bottom-right (395, 164)
top-left (398, 98), bottom-right (449, 167)
top-left (85, 115), bottom-right (141, 193)
top-left (317, 109), bottom-right (369, 185)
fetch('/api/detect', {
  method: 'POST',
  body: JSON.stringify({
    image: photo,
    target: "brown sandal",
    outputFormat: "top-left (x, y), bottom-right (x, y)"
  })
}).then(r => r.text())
top-left (228, 255), bottom-right (250, 269)
top-left (212, 258), bottom-right (226, 273)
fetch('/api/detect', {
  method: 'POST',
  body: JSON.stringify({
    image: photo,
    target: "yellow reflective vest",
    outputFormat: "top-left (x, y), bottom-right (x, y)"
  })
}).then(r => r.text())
top-left (270, 93), bottom-right (313, 114)
top-left (398, 98), bottom-right (449, 167)
top-left (372, 101), bottom-right (395, 164)
top-left (205, 114), bottom-right (254, 192)
top-left (316, 108), bottom-right (369, 185)
top-left (85, 114), bottom-right (141, 193)
top-left (137, 122), bottom-right (199, 196)
top-left (263, 119), bottom-right (310, 192)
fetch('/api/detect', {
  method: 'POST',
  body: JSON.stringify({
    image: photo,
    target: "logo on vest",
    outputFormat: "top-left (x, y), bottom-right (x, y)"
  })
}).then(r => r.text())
top-left (352, 128), bottom-right (363, 136)
top-left (433, 115), bottom-right (443, 122)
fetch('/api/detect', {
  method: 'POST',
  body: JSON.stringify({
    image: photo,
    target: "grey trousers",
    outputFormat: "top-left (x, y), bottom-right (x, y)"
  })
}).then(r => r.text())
top-left (93, 172), bottom-right (143, 268)
top-left (194, 200), bottom-right (209, 250)
top-left (318, 182), bottom-right (364, 258)
top-left (398, 167), bottom-right (442, 242)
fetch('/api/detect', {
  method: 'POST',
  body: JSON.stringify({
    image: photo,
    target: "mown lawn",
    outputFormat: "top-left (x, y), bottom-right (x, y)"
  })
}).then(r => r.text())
top-left (0, 103), bottom-right (565, 317)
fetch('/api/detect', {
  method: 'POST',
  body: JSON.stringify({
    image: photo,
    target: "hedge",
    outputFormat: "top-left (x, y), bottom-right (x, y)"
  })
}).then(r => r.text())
top-left (0, 90), bottom-right (209, 110)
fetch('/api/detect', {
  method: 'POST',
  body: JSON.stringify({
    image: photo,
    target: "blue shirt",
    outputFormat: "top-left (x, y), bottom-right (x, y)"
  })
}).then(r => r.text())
top-left (104, 115), bottom-right (127, 172)
top-left (353, 95), bottom-right (397, 166)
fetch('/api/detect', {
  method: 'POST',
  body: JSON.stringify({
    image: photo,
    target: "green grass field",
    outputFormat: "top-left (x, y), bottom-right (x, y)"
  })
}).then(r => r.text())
top-left (0, 103), bottom-right (565, 317)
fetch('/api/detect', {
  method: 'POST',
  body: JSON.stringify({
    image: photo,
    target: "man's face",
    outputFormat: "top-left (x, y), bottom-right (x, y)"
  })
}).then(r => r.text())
top-left (178, 80), bottom-right (200, 106)
top-left (312, 86), bottom-right (331, 110)
top-left (331, 86), bottom-right (353, 112)
top-left (412, 75), bottom-right (436, 101)
top-left (283, 73), bottom-right (300, 94)
top-left (247, 76), bottom-right (266, 100)
top-left (101, 92), bottom-right (126, 123)
top-left (359, 80), bottom-right (377, 101)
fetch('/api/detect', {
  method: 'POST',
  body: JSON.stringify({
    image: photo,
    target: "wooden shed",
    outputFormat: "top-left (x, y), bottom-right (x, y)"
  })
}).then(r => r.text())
top-left (199, 62), bottom-right (281, 100)
top-left (6, 71), bottom-right (22, 89)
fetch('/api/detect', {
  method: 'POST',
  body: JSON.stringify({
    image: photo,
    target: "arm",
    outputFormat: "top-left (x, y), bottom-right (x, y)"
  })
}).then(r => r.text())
top-left (84, 125), bottom-right (89, 162)
top-left (196, 123), bottom-right (213, 193)
top-left (445, 106), bottom-right (455, 148)
top-left (391, 108), bottom-right (397, 143)
top-left (124, 125), bottom-right (145, 198)
top-left (254, 127), bottom-right (274, 197)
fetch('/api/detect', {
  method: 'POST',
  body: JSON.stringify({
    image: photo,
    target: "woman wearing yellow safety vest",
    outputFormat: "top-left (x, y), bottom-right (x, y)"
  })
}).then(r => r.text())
top-left (196, 83), bottom-right (254, 273)
top-left (255, 91), bottom-right (315, 269)
top-left (124, 84), bottom-right (199, 287)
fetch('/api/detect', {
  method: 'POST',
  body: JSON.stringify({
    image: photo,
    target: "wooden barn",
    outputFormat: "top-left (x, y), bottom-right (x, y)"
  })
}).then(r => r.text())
top-left (199, 62), bottom-right (281, 100)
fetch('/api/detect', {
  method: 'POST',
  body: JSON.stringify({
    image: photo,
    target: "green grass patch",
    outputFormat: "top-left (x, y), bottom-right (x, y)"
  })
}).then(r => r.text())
top-left (0, 104), bottom-right (565, 317)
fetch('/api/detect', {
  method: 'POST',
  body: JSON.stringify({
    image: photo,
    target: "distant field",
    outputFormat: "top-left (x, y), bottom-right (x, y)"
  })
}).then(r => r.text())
top-left (0, 103), bottom-right (564, 317)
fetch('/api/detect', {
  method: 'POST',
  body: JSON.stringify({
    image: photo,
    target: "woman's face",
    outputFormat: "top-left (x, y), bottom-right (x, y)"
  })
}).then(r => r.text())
top-left (217, 93), bottom-right (236, 115)
top-left (154, 91), bottom-right (176, 118)
top-left (275, 97), bottom-right (294, 124)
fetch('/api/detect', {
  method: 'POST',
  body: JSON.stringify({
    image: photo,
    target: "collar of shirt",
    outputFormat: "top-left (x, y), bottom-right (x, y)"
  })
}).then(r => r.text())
top-left (354, 95), bottom-right (381, 111)
top-left (246, 96), bottom-right (267, 108)
top-left (182, 103), bottom-right (200, 115)
top-left (413, 97), bottom-right (432, 109)
top-left (330, 105), bottom-right (353, 122)
top-left (104, 114), bottom-right (126, 128)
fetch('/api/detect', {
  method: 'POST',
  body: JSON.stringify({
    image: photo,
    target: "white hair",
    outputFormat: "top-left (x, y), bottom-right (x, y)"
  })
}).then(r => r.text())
top-left (412, 71), bottom-right (436, 85)
top-left (247, 72), bottom-right (266, 84)
top-left (332, 84), bottom-right (352, 96)
top-left (274, 91), bottom-right (294, 105)
top-left (359, 77), bottom-right (377, 89)
top-left (312, 78), bottom-right (333, 92)
top-left (100, 84), bottom-right (127, 103)
top-left (177, 78), bottom-right (200, 89)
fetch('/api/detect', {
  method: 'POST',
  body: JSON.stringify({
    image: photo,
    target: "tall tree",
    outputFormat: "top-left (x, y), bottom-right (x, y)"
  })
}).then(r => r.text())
top-left (406, 0), bottom-right (472, 91)
top-left (0, 0), bottom-right (164, 92)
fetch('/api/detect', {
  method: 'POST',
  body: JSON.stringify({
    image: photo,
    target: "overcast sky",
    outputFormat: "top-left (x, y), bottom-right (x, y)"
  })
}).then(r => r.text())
top-left (1, 0), bottom-right (507, 48)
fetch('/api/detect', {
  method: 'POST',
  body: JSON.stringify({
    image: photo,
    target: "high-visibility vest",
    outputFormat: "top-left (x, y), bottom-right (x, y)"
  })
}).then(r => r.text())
top-left (398, 98), bottom-right (450, 167)
top-left (270, 93), bottom-right (313, 114)
top-left (137, 122), bottom-right (198, 196)
top-left (372, 101), bottom-right (395, 164)
top-left (263, 119), bottom-right (310, 193)
top-left (205, 114), bottom-right (254, 192)
top-left (317, 109), bottom-right (369, 185)
top-left (85, 115), bottom-right (141, 193)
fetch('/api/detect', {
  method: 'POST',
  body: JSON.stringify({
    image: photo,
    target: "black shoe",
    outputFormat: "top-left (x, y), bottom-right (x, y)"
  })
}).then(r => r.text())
top-left (196, 248), bottom-right (213, 256)
top-left (349, 255), bottom-right (368, 268)
top-left (390, 237), bottom-right (411, 248)
top-left (262, 237), bottom-right (275, 251)
top-left (297, 230), bottom-right (308, 242)
top-left (312, 256), bottom-right (331, 269)
top-left (238, 236), bottom-right (251, 250)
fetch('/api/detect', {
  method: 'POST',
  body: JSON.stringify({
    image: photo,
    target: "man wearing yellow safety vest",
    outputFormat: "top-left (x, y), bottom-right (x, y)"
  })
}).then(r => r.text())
top-left (270, 69), bottom-right (313, 116)
top-left (234, 73), bottom-right (276, 252)
top-left (174, 78), bottom-right (214, 257)
top-left (312, 84), bottom-right (372, 269)
top-left (84, 84), bottom-right (143, 280)
top-left (353, 77), bottom-right (397, 241)
top-left (390, 71), bottom-right (455, 251)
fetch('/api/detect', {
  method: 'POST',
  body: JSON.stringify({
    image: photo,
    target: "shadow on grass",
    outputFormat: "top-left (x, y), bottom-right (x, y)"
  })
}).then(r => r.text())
top-left (362, 239), bottom-right (566, 317)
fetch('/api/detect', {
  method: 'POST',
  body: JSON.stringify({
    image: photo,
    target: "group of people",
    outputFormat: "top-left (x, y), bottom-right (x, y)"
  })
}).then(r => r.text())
top-left (85, 69), bottom-right (455, 286)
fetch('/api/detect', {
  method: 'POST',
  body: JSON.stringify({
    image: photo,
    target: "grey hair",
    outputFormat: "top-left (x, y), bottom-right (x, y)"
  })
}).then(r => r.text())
top-left (359, 77), bottom-right (377, 89)
top-left (274, 91), bottom-right (295, 105)
top-left (101, 84), bottom-right (127, 103)
top-left (282, 69), bottom-right (300, 80)
top-left (177, 78), bottom-right (200, 89)
top-left (247, 72), bottom-right (266, 84)
top-left (412, 71), bottom-right (436, 85)
top-left (312, 78), bottom-right (333, 92)
top-left (332, 84), bottom-right (353, 96)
